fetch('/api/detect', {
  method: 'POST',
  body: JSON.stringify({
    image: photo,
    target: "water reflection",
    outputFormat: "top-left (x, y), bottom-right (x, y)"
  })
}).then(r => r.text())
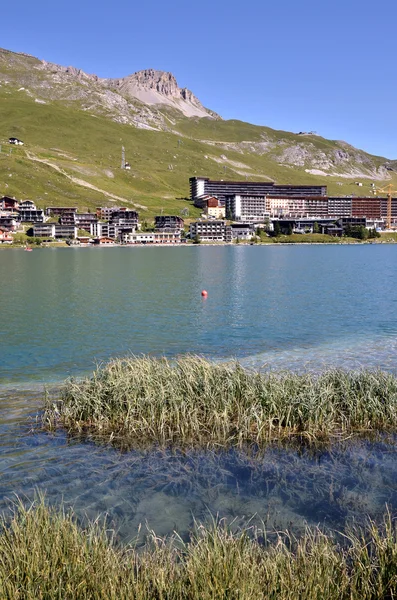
top-left (2, 246), bottom-right (397, 383)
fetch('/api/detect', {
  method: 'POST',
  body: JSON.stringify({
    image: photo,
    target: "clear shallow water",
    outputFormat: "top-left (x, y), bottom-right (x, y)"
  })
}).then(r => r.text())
top-left (1, 390), bottom-right (397, 543)
top-left (1, 245), bottom-right (397, 540)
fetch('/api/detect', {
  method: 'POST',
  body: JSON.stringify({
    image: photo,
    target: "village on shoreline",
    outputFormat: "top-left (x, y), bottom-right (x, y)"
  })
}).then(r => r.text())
top-left (1, 175), bottom-right (397, 247)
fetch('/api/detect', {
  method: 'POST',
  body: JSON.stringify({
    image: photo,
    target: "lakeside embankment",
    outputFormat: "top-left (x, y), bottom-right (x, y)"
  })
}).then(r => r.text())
top-left (1, 497), bottom-right (396, 599)
top-left (2, 239), bottom-right (397, 249)
top-left (44, 356), bottom-right (397, 450)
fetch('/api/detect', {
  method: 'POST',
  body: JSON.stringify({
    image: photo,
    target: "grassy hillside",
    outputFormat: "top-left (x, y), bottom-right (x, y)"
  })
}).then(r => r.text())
top-left (1, 78), bottom-right (396, 219)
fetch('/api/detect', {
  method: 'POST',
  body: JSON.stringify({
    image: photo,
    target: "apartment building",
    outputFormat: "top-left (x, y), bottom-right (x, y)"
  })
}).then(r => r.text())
top-left (266, 196), bottom-right (308, 217)
top-left (352, 198), bottom-right (382, 219)
top-left (18, 201), bottom-right (45, 223)
top-left (304, 197), bottom-right (329, 217)
top-left (32, 224), bottom-right (78, 239)
top-left (225, 195), bottom-right (269, 222)
top-left (190, 177), bottom-right (327, 205)
top-left (189, 220), bottom-right (226, 241)
top-left (109, 210), bottom-right (139, 228)
top-left (90, 222), bottom-right (118, 239)
top-left (266, 196), bottom-right (290, 217)
top-left (328, 197), bottom-right (352, 217)
top-left (380, 197), bottom-right (397, 220)
top-left (155, 215), bottom-right (184, 231)
top-left (96, 206), bottom-right (119, 220)
top-left (74, 213), bottom-right (98, 230)
top-left (225, 223), bottom-right (255, 242)
top-left (45, 207), bottom-right (77, 217)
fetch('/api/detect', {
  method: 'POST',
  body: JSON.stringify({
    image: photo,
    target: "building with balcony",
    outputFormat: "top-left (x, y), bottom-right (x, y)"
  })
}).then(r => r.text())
top-left (32, 224), bottom-right (78, 239)
top-left (0, 215), bottom-right (18, 231)
top-left (90, 222), bottom-right (118, 239)
top-left (123, 231), bottom-right (181, 244)
top-left (154, 215), bottom-right (184, 231)
top-left (328, 197), bottom-right (353, 217)
top-left (225, 195), bottom-right (269, 222)
top-left (304, 198), bottom-right (329, 217)
top-left (74, 213), bottom-right (98, 231)
top-left (352, 198), bottom-right (382, 219)
top-left (45, 207), bottom-right (77, 217)
top-left (0, 196), bottom-right (19, 211)
top-left (380, 197), bottom-right (397, 221)
top-left (96, 206), bottom-right (120, 220)
top-left (109, 210), bottom-right (139, 227)
top-left (190, 177), bottom-right (327, 205)
top-left (225, 223), bottom-right (256, 241)
top-left (59, 212), bottom-right (98, 230)
top-left (18, 208), bottom-right (45, 223)
top-left (189, 220), bottom-right (226, 241)
top-left (59, 212), bottom-right (76, 225)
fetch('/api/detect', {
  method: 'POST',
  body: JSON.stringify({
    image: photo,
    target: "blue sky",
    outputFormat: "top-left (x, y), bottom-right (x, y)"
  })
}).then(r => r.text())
top-left (2, 0), bottom-right (396, 157)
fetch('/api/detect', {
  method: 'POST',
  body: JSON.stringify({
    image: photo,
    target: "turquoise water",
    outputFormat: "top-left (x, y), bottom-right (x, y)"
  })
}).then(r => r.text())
top-left (2, 245), bottom-right (397, 384)
top-left (1, 245), bottom-right (397, 540)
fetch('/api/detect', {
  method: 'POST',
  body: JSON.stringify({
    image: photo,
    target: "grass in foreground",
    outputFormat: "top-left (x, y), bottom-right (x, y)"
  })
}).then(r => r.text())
top-left (44, 356), bottom-right (397, 449)
top-left (0, 498), bottom-right (396, 599)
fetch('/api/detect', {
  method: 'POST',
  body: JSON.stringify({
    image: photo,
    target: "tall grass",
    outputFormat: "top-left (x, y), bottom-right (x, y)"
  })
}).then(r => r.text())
top-left (44, 356), bottom-right (397, 449)
top-left (0, 498), bottom-right (396, 599)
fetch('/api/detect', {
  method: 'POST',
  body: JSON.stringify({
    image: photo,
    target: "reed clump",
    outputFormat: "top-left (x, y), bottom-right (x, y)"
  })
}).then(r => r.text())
top-left (44, 355), bottom-right (397, 448)
top-left (1, 498), bottom-right (397, 599)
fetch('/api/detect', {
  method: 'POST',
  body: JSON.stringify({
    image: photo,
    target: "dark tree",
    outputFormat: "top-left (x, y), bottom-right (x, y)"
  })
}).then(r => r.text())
top-left (273, 221), bottom-right (281, 237)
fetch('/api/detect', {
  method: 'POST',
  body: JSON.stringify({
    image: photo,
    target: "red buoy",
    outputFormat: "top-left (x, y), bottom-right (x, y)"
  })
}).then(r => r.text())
top-left (201, 290), bottom-right (208, 297)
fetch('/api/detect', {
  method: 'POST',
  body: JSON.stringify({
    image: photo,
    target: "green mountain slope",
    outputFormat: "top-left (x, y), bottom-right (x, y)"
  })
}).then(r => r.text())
top-left (0, 48), bottom-right (396, 218)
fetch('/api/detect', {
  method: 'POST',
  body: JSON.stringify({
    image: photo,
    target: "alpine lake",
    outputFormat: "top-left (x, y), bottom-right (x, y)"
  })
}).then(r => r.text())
top-left (1, 244), bottom-right (397, 543)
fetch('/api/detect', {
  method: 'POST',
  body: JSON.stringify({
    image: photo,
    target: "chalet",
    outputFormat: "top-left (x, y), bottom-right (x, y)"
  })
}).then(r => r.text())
top-left (93, 237), bottom-right (116, 245)
top-left (9, 137), bottom-right (24, 145)
top-left (0, 196), bottom-right (19, 211)
top-left (77, 236), bottom-right (92, 245)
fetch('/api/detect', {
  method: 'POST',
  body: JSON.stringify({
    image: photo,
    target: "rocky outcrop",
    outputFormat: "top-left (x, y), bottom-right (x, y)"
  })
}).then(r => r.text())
top-left (3, 51), bottom-right (218, 123)
top-left (104, 69), bottom-right (212, 118)
top-left (0, 48), bottom-right (219, 128)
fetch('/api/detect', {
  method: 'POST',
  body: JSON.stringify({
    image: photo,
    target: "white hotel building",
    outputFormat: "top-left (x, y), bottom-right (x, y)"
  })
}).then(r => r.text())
top-left (225, 195), bottom-right (269, 222)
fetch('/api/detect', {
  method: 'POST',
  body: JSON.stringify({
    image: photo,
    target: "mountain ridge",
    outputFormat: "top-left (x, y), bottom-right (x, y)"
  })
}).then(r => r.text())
top-left (0, 46), bottom-right (396, 217)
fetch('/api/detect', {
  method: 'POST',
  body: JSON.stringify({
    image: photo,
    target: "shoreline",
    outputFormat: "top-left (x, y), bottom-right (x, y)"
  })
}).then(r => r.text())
top-left (1, 240), bottom-right (396, 249)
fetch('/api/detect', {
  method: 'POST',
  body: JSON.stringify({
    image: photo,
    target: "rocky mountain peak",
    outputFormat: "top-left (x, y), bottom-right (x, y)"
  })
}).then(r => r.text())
top-left (123, 69), bottom-right (179, 95)
top-left (106, 69), bottom-right (210, 117)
